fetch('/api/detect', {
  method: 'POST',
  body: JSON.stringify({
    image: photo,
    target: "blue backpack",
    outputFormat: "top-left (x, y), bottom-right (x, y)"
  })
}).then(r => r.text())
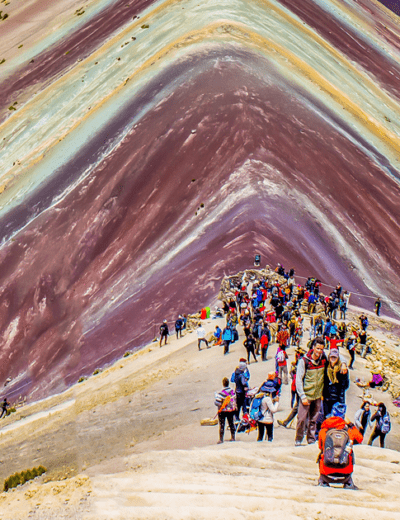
top-left (249, 393), bottom-right (265, 421)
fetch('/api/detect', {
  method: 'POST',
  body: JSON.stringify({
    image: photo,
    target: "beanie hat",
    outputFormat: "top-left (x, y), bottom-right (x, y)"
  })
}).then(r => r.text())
top-left (329, 403), bottom-right (347, 419)
top-left (239, 358), bottom-right (246, 363)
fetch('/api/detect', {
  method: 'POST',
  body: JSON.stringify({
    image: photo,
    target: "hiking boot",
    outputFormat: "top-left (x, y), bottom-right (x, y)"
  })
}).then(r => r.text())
top-left (277, 420), bottom-right (287, 428)
top-left (295, 441), bottom-right (302, 447)
top-left (318, 481), bottom-right (330, 487)
top-left (217, 440), bottom-right (223, 444)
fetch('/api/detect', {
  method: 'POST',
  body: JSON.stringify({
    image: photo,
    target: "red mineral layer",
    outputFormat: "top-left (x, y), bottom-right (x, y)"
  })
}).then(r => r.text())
top-left (278, 0), bottom-right (400, 102)
top-left (0, 47), bottom-right (399, 401)
top-left (0, 0), bottom-right (157, 122)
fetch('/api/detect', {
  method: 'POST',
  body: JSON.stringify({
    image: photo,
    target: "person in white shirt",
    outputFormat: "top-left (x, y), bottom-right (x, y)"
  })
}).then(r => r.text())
top-left (196, 323), bottom-right (209, 350)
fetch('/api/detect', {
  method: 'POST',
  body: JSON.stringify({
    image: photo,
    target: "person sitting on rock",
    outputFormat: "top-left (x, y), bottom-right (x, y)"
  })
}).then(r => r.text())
top-left (317, 403), bottom-right (363, 489)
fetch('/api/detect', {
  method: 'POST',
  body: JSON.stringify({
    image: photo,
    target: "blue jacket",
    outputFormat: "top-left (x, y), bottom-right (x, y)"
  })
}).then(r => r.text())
top-left (222, 328), bottom-right (233, 341)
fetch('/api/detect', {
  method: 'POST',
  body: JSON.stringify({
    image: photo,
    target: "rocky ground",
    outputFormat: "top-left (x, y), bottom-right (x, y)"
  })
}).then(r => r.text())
top-left (0, 288), bottom-right (400, 518)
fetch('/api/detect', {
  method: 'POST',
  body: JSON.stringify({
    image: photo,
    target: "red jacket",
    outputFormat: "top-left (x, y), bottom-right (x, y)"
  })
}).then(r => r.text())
top-left (318, 417), bottom-right (363, 475)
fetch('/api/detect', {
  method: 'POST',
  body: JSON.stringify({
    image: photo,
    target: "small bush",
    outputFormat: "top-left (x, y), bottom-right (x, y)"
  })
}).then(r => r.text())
top-left (123, 351), bottom-right (131, 358)
top-left (141, 24), bottom-right (149, 29)
top-left (92, 369), bottom-right (101, 375)
top-left (77, 377), bottom-right (86, 383)
top-left (6, 406), bottom-right (16, 416)
top-left (3, 466), bottom-right (46, 492)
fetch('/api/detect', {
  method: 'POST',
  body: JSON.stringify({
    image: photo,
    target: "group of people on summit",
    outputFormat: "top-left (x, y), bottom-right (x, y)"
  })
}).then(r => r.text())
top-left (212, 264), bottom-right (391, 489)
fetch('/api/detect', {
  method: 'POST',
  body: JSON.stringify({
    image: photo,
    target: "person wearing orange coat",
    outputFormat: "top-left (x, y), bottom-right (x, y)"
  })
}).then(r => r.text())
top-left (318, 403), bottom-right (363, 489)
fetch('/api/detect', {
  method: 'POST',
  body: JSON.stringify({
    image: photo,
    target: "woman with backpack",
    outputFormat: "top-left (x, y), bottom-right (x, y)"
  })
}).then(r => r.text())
top-left (254, 380), bottom-right (279, 442)
top-left (354, 401), bottom-right (372, 438)
top-left (215, 377), bottom-right (237, 444)
top-left (368, 402), bottom-right (391, 448)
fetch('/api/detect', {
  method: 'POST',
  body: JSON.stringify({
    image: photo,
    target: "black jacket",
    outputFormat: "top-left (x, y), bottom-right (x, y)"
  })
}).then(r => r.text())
top-left (323, 369), bottom-right (349, 404)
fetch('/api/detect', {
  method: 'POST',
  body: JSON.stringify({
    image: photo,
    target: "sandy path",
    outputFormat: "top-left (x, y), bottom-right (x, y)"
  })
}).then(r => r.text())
top-left (0, 311), bottom-right (399, 518)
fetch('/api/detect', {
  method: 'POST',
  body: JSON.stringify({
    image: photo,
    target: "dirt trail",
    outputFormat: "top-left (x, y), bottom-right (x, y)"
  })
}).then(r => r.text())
top-left (0, 311), bottom-right (399, 518)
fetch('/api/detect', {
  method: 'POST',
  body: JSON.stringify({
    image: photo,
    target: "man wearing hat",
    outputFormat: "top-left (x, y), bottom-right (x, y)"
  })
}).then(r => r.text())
top-left (159, 320), bottom-right (169, 347)
top-left (317, 403), bottom-right (363, 489)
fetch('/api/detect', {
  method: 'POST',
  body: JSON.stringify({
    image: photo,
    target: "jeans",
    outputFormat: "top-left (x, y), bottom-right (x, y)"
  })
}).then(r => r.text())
top-left (278, 364), bottom-right (288, 385)
top-left (296, 398), bottom-right (322, 443)
top-left (368, 428), bottom-right (386, 448)
top-left (198, 338), bottom-right (209, 350)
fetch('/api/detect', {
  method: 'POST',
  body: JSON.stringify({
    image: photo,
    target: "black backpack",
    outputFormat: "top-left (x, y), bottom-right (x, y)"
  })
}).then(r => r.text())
top-left (323, 428), bottom-right (352, 468)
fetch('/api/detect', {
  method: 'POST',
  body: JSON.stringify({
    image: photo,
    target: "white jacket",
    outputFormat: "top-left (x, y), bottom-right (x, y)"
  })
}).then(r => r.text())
top-left (258, 394), bottom-right (279, 424)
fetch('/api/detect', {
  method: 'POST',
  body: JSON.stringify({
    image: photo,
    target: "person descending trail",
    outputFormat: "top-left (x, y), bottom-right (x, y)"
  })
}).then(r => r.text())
top-left (215, 377), bottom-right (237, 444)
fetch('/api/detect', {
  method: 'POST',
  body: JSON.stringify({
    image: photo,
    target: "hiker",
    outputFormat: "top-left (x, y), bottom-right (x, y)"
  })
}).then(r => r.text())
top-left (277, 347), bottom-right (305, 429)
top-left (276, 323), bottom-right (289, 348)
top-left (359, 329), bottom-right (368, 358)
top-left (196, 323), bottom-right (209, 350)
top-left (222, 325), bottom-right (233, 355)
top-left (175, 315), bottom-right (184, 339)
top-left (307, 292), bottom-right (317, 314)
top-left (354, 402), bottom-right (372, 438)
top-left (213, 325), bottom-right (222, 345)
top-left (346, 336), bottom-right (356, 369)
top-left (255, 381), bottom-right (279, 442)
top-left (375, 297), bottom-right (381, 316)
top-left (276, 345), bottom-right (289, 385)
top-left (233, 359), bottom-right (250, 421)
top-left (0, 398), bottom-right (9, 419)
top-left (317, 403), bottom-right (363, 489)
top-left (295, 337), bottom-right (328, 446)
top-left (323, 349), bottom-right (349, 419)
top-left (159, 320), bottom-right (169, 347)
top-left (215, 377), bottom-right (237, 444)
top-left (368, 402), bottom-right (391, 448)
top-left (243, 334), bottom-right (258, 363)
top-left (260, 327), bottom-right (270, 361)
top-left (359, 314), bottom-right (369, 331)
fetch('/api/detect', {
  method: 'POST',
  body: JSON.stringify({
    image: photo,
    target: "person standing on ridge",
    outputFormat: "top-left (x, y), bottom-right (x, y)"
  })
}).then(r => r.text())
top-left (0, 397), bottom-right (9, 419)
top-left (375, 297), bottom-right (381, 316)
top-left (159, 320), bottom-right (169, 347)
top-left (175, 315), bottom-right (184, 339)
